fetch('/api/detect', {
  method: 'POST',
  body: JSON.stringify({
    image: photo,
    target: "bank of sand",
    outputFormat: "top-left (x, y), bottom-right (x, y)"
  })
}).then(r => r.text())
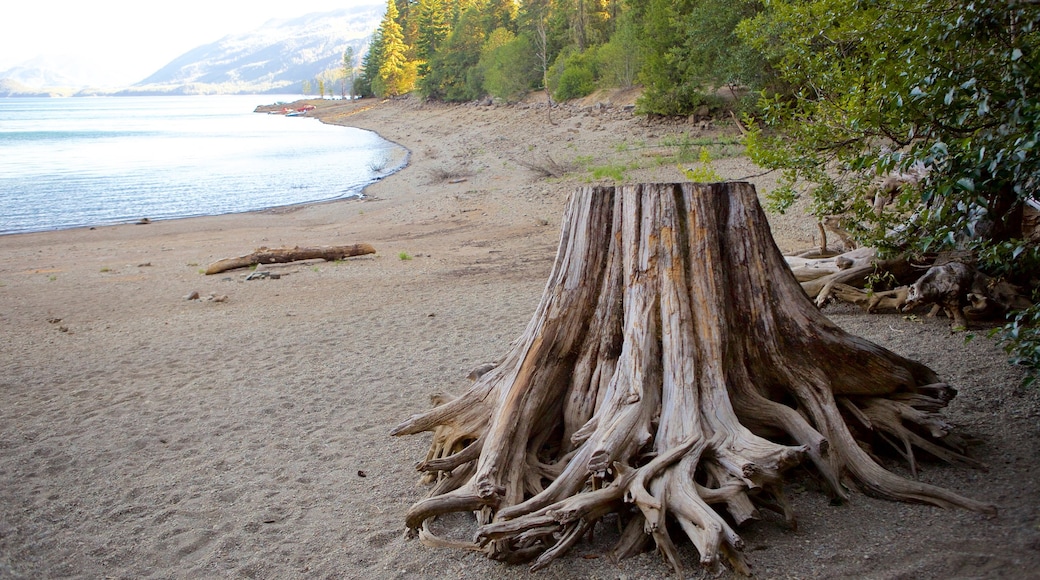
top-left (1, 96), bottom-right (1038, 579)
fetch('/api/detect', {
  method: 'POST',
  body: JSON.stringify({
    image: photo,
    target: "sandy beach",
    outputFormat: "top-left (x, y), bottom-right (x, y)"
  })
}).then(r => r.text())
top-left (2, 95), bottom-right (1039, 579)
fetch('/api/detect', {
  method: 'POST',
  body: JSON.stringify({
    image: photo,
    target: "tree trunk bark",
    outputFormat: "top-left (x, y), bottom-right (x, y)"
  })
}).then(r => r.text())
top-left (392, 183), bottom-right (993, 575)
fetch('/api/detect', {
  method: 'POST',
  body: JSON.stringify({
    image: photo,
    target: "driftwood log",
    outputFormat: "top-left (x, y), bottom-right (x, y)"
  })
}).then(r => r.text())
top-left (786, 247), bottom-right (876, 282)
top-left (809, 251), bottom-right (1033, 326)
top-left (393, 183), bottom-right (992, 575)
top-left (204, 244), bottom-right (375, 275)
top-left (803, 256), bottom-right (918, 308)
top-left (827, 284), bottom-right (910, 313)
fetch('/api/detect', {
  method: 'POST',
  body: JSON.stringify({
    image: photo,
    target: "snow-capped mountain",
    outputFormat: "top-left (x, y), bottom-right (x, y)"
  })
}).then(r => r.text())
top-left (0, 6), bottom-right (383, 96)
top-left (131, 6), bottom-right (382, 94)
top-left (0, 54), bottom-right (128, 95)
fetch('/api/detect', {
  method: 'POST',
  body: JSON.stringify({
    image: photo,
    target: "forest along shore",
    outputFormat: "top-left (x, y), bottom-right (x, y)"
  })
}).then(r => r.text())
top-left (0, 95), bottom-right (1036, 579)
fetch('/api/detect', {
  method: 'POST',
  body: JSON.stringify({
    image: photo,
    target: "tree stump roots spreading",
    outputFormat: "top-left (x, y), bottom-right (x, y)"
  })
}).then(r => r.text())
top-left (392, 182), bottom-right (994, 575)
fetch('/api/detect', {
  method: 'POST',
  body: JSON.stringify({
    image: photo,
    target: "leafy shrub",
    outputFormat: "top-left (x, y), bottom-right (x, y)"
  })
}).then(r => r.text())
top-left (549, 48), bottom-right (599, 102)
top-left (555, 67), bottom-right (596, 101)
top-left (480, 29), bottom-right (540, 102)
top-left (680, 147), bottom-right (723, 182)
top-left (996, 303), bottom-right (1040, 387)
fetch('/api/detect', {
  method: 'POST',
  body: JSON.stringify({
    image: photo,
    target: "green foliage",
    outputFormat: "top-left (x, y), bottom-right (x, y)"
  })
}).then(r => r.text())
top-left (740, 0), bottom-right (1040, 378)
top-left (480, 29), bottom-right (540, 102)
top-left (482, 0), bottom-right (519, 34)
top-left (632, 0), bottom-right (767, 115)
top-left (595, 10), bottom-right (641, 89)
top-left (358, 0), bottom-right (771, 107)
top-left (415, 0), bottom-right (450, 73)
top-left (680, 147), bottom-right (723, 182)
top-left (995, 304), bottom-right (1040, 386)
top-left (356, 13), bottom-right (386, 98)
top-left (419, 6), bottom-right (486, 100)
top-left (864, 268), bottom-right (897, 293)
top-left (971, 240), bottom-right (1040, 283)
top-left (376, 0), bottom-right (416, 96)
top-left (343, 46), bottom-right (357, 98)
top-left (590, 163), bottom-right (628, 182)
top-left (741, 0), bottom-right (1040, 243)
top-left (630, 0), bottom-right (686, 115)
top-left (357, 0), bottom-right (778, 107)
top-left (669, 0), bottom-right (769, 96)
top-left (550, 48), bottom-right (598, 101)
top-left (571, 153), bottom-right (632, 182)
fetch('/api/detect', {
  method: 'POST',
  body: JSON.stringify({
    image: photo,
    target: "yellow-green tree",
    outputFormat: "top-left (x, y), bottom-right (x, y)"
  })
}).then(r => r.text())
top-left (376, 0), bottom-right (416, 96)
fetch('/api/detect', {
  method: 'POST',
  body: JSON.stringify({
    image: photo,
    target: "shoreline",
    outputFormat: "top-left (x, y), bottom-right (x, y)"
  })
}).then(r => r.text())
top-left (0, 95), bottom-right (406, 238)
top-left (1, 96), bottom-right (1037, 579)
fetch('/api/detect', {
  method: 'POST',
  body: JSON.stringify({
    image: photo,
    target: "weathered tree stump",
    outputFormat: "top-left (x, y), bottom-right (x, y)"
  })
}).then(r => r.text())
top-left (392, 183), bottom-right (993, 575)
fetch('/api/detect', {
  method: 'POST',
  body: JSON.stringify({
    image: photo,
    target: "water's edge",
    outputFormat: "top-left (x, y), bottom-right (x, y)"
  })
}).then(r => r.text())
top-left (0, 96), bottom-right (409, 236)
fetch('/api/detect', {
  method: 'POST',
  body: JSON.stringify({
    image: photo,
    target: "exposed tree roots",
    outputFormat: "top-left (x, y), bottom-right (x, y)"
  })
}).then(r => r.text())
top-left (392, 183), bottom-right (995, 575)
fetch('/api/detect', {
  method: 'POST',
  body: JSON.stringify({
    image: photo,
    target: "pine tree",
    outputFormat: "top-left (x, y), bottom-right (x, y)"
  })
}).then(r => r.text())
top-left (356, 27), bottom-right (385, 97)
top-left (377, 0), bottom-right (416, 96)
top-left (343, 46), bottom-right (357, 99)
top-left (418, 5), bottom-right (486, 100)
top-left (632, 0), bottom-right (687, 115)
top-left (482, 0), bottom-right (518, 34)
top-left (415, 0), bottom-right (450, 76)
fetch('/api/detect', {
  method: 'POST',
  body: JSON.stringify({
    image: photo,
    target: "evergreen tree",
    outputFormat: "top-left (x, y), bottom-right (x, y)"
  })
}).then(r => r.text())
top-left (674, 0), bottom-right (767, 93)
top-left (480, 28), bottom-right (540, 102)
top-left (377, 0), bottom-right (416, 96)
top-left (415, 0), bottom-right (450, 76)
top-left (394, 0), bottom-right (420, 47)
top-left (343, 46), bottom-right (357, 99)
top-left (419, 6), bottom-right (487, 100)
top-left (356, 27), bottom-right (385, 98)
top-left (596, 6), bottom-right (641, 89)
top-left (482, 0), bottom-right (518, 35)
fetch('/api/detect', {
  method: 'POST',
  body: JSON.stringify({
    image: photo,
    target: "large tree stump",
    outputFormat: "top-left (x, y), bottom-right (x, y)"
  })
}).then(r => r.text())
top-left (392, 183), bottom-right (993, 575)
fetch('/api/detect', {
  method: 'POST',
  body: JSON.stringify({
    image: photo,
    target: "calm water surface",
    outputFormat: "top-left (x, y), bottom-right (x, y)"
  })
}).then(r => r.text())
top-left (0, 95), bottom-right (406, 235)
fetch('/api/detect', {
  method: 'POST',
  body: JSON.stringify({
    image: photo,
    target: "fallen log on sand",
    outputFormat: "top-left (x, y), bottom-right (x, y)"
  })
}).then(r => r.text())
top-left (204, 244), bottom-right (376, 275)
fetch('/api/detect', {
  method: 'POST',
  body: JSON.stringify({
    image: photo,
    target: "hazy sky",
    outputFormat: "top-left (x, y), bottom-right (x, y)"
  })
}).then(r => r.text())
top-left (0, 0), bottom-right (383, 86)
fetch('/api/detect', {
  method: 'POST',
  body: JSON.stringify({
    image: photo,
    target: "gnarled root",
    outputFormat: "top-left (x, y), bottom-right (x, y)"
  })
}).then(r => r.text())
top-left (392, 183), bottom-right (994, 575)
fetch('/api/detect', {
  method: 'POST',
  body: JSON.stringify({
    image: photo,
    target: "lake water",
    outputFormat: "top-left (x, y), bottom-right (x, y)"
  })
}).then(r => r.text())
top-left (0, 96), bottom-right (407, 235)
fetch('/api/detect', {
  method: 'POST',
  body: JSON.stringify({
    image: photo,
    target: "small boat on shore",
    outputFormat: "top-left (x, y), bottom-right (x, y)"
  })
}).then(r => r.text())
top-left (285, 105), bottom-right (316, 117)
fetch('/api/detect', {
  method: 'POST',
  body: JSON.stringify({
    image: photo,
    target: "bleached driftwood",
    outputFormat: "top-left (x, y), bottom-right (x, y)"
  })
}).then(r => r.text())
top-left (827, 284), bottom-right (911, 313)
top-left (786, 247), bottom-right (876, 282)
top-left (204, 244), bottom-right (375, 275)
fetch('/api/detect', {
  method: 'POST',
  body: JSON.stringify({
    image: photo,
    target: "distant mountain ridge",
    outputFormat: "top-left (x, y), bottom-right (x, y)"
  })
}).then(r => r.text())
top-left (131, 6), bottom-right (383, 95)
top-left (0, 6), bottom-right (383, 97)
top-left (0, 54), bottom-right (121, 97)
top-left (0, 78), bottom-right (61, 98)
